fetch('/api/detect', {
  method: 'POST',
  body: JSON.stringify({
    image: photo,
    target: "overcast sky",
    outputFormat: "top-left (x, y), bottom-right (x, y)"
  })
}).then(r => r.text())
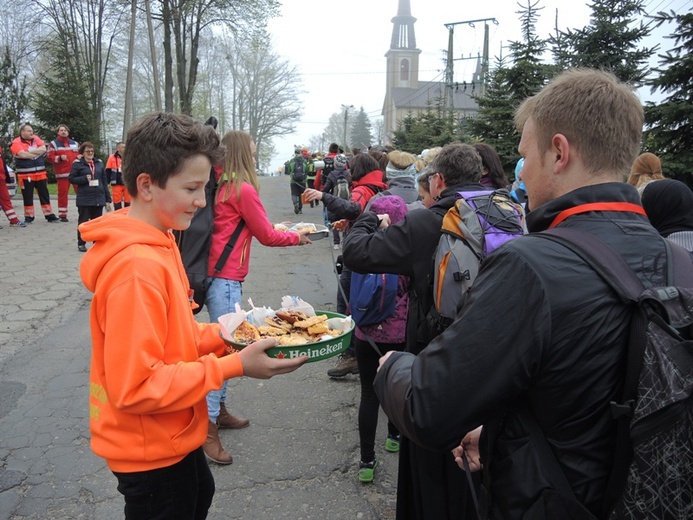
top-left (266, 0), bottom-right (687, 171)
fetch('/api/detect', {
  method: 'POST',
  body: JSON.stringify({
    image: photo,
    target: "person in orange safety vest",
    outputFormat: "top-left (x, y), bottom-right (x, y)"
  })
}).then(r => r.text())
top-left (10, 123), bottom-right (60, 223)
top-left (46, 124), bottom-right (81, 222)
top-left (106, 142), bottom-right (129, 209)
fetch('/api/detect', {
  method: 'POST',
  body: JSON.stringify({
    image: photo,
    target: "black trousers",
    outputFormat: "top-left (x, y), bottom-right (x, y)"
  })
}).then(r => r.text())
top-left (113, 447), bottom-right (214, 520)
top-left (354, 336), bottom-right (403, 462)
top-left (21, 178), bottom-right (52, 217)
top-left (77, 206), bottom-right (104, 245)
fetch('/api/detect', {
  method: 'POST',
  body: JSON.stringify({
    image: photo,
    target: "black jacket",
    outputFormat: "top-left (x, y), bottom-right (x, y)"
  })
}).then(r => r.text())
top-left (373, 182), bottom-right (669, 518)
top-left (343, 182), bottom-right (483, 353)
top-left (321, 168), bottom-right (351, 221)
top-left (69, 158), bottom-right (112, 207)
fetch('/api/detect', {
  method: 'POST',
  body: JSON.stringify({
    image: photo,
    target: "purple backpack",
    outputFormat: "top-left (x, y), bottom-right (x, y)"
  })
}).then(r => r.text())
top-left (431, 189), bottom-right (526, 330)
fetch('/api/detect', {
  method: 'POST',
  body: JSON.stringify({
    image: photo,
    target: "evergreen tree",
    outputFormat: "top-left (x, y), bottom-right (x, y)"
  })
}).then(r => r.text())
top-left (0, 47), bottom-right (28, 155)
top-left (644, 11), bottom-right (693, 185)
top-left (391, 97), bottom-right (462, 154)
top-left (506, 0), bottom-right (551, 102)
top-left (32, 62), bottom-right (101, 152)
top-left (467, 58), bottom-right (520, 174)
top-left (550, 0), bottom-right (656, 86)
top-left (349, 107), bottom-right (373, 151)
top-left (469, 1), bottom-right (550, 175)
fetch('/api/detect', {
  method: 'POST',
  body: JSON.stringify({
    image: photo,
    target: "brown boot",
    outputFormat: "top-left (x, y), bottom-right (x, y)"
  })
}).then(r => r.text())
top-left (203, 421), bottom-right (233, 465)
top-left (217, 403), bottom-right (249, 429)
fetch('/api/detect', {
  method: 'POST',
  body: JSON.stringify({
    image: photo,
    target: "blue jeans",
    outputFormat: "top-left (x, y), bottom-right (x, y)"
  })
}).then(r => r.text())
top-left (204, 277), bottom-right (242, 421)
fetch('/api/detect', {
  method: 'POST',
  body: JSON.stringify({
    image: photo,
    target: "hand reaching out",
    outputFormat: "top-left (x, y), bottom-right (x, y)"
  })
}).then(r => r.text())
top-left (302, 188), bottom-right (322, 202)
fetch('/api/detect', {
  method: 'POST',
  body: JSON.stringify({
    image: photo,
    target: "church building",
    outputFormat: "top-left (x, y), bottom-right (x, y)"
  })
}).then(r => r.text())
top-left (382, 0), bottom-right (479, 140)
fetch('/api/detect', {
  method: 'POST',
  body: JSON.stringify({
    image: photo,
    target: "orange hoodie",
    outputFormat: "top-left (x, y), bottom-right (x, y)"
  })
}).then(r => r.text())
top-left (79, 210), bottom-right (244, 472)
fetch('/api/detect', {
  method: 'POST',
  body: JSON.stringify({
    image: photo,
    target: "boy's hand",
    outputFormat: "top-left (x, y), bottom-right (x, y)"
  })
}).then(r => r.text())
top-left (237, 337), bottom-right (308, 378)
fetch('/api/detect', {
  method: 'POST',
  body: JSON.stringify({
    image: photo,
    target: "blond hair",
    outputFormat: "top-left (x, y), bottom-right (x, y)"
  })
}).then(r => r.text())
top-left (627, 152), bottom-right (664, 188)
top-left (423, 147), bottom-right (442, 166)
top-left (515, 69), bottom-right (643, 178)
top-left (218, 131), bottom-right (257, 203)
top-left (387, 150), bottom-right (418, 169)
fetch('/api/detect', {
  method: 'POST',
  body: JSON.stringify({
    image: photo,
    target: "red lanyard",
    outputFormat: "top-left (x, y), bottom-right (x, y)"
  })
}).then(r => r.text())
top-left (548, 202), bottom-right (647, 229)
top-left (88, 162), bottom-right (95, 176)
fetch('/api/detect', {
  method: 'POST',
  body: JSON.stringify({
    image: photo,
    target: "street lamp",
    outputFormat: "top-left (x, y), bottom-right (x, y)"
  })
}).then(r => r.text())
top-left (341, 104), bottom-right (353, 153)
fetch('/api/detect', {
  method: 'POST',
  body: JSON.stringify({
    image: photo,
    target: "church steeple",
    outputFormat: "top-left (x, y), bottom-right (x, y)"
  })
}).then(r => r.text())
top-left (385, 0), bottom-right (421, 91)
top-left (390, 0), bottom-right (417, 49)
top-left (383, 0), bottom-right (423, 140)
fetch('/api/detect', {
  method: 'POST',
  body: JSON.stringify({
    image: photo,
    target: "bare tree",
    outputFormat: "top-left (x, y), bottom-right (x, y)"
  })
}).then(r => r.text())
top-left (35, 0), bottom-right (127, 141)
top-left (224, 33), bottom-right (302, 170)
top-left (154, 0), bottom-right (278, 115)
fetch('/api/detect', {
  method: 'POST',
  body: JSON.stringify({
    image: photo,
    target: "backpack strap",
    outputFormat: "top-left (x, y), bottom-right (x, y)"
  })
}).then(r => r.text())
top-left (537, 227), bottom-right (693, 517)
top-left (212, 220), bottom-right (246, 276)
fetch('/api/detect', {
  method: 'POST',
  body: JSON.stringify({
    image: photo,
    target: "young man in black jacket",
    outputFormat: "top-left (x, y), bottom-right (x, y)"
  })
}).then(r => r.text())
top-left (373, 69), bottom-right (669, 518)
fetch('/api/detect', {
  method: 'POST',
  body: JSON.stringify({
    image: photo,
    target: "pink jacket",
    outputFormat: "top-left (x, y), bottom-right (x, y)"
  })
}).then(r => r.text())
top-left (208, 181), bottom-right (299, 281)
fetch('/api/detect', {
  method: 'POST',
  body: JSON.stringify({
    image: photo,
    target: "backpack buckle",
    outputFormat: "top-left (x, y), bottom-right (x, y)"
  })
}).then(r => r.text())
top-left (453, 270), bottom-right (471, 282)
top-left (610, 400), bottom-right (634, 420)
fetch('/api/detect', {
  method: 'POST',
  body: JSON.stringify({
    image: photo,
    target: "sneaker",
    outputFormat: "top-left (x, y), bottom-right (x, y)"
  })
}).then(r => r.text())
top-left (358, 459), bottom-right (378, 483)
top-left (327, 354), bottom-right (359, 378)
top-left (293, 203), bottom-right (300, 215)
top-left (47, 217), bottom-right (60, 223)
top-left (9, 221), bottom-right (26, 228)
top-left (60, 217), bottom-right (69, 223)
top-left (24, 217), bottom-right (34, 224)
top-left (333, 244), bottom-right (340, 250)
top-left (78, 244), bottom-right (87, 252)
top-left (385, 434), bottom-right (401, 453)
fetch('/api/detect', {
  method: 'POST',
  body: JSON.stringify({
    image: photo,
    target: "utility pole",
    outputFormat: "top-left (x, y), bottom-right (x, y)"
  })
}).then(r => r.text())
top-left (341, 104), bottom-right (353, 153)
top-left (443, 17), bottom-right (498, 106)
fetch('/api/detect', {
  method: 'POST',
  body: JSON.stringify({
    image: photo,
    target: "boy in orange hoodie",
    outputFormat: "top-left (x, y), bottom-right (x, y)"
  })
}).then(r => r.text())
top-left (79, 112), bottom-right (306, 519)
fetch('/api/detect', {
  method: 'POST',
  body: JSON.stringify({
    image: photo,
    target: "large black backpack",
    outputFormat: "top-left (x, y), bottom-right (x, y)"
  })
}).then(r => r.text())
top-left (174, 169), bottom-right (244, 314)
top-left (292, 156), bottom-right (305, 182)
top-left (535, 227), bottom-right (693, 520)
top-left (322, 156), bottom-right (335, 179)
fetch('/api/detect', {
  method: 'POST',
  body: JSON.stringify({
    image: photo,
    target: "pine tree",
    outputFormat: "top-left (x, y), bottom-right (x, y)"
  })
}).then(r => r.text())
top-left (349, 107), bottom-right (373, 151)
top-left (644, 11), bottom-right (693, 185)
top-left (550, 0), bottom-right (656, 86)
top-left (468, 59), bottom-right (520, 175)
top-left (391, 98), bottom-right (462, 154)
top-left (469, 1), bottom-right (550, 175)
top-left (32, 58), bottom-right (101, 152)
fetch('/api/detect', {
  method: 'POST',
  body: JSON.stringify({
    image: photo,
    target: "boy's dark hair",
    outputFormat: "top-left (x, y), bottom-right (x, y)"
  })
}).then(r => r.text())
top-left (123, 112), bottom-right (222, 196)
top-left (328, 143), bottom-right (339, 154)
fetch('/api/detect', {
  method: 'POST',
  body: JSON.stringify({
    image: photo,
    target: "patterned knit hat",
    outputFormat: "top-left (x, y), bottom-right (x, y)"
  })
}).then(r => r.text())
top-left (334, 154), bottom-right (348, 169)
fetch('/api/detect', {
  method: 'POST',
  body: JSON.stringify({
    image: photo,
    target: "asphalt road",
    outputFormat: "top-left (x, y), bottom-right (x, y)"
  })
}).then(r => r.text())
top-left (0, 175), bottom-right (398, 519)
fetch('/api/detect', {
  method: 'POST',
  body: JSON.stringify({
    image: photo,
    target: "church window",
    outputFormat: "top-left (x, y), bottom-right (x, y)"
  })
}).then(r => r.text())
top-left (400, 59), bottom-right (409, 81)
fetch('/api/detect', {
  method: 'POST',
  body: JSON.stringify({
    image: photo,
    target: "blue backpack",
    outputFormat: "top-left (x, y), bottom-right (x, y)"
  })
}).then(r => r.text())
top-left (349, 272), bottom-right (398, 328)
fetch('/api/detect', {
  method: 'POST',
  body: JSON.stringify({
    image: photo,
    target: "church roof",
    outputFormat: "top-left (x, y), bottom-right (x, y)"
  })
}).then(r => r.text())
top-left (391, 81), bottom-right (478, 112)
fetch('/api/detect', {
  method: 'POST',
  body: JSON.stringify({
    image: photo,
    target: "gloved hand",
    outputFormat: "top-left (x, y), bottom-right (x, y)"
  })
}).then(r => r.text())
top-left (105, 202), bottom-right (114, 212)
